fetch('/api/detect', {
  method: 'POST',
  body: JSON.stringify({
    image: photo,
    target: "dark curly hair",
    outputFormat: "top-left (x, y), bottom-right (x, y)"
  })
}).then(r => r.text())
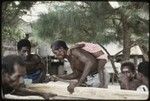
top-left (121, 62), bottom-right (136, 73)
top-left (51, 40), bottom-right (68, 50)
top-left (17, 39), bottom-right (31, 51)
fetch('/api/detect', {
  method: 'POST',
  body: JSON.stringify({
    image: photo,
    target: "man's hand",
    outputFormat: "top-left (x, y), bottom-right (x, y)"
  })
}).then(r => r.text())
top-left (41, 93), bottom-right (57, 100)
top-left (118, 73), bottom-right (129, 83)
top-left (67, 81), bottom-right (77, 94)
top-left (67, 83), bottom-right (75, 94)
top-left (118, 73), bottom-right (130, 89)
top-left (50, 75), bottom-right (61, 82)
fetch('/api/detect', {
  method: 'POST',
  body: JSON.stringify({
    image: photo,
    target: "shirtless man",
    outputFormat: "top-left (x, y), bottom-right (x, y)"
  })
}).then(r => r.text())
top-left (17, 39), bottom-right (47, 83)
top-left (51, 40), bottom-right (108, 93)
top-left (2, 55), bottom-right (56, 99)
top-left (119, 61), bottom-right (148, 90)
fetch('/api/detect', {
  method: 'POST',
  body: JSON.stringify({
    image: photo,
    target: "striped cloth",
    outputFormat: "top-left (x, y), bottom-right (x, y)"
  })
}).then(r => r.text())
top-left (76, 42), bottom-right (108, 61)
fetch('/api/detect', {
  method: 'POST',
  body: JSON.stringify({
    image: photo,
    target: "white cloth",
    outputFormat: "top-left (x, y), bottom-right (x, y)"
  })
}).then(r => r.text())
top-left (76, 42), bottom-right (108, 61)
top-left (136, 85), bottom-right (149, 92)
top-left (85, 70), bottom-right (110, 87)
top-left (86, 73), bottom-right (100, 87)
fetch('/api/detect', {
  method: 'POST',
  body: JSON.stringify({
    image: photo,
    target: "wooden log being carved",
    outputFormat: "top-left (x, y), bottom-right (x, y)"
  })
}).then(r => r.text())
top-left (27, 81), bottom-right (149, 100)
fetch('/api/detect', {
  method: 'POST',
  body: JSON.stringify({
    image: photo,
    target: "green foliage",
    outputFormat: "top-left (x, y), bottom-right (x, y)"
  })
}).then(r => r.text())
top-left (33, 1), bottom-right (149, 47)
top-left (2, 1), bottom-right (36, 27)
top-left (2, 26), bottom-right (22, 43)
top-left (33, 2), bottom-right (112, 43)
top-left (2, 1), bottom-right (36, 44)
top-left (119, 2), bottom-right (149, 35)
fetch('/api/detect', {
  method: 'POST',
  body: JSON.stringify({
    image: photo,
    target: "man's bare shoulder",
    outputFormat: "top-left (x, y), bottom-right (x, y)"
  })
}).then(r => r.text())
top-left (136, 73), bottom-right (148, 82)
top-left (70, 48), bottom-right (94, 61)
top-left (69, 48), bottom-right (83, 56)
top-left (30, 54), bottom-right (41, 61)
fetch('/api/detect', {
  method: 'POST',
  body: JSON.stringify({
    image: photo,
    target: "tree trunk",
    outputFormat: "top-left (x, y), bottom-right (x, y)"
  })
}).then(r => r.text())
top-left (121, 14), bottom-right (131, 62)
top-left (138, 44), bottom-right (149, 61)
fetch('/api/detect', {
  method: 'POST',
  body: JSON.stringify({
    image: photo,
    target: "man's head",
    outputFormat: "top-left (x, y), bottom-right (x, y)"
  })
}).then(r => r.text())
top-left (2, 55), bottom-right (26, 88)
top-left (51, 40), bottom-right (68, 60)
top-left (17, 39), bottom-right (31, 60)
top-left (121, 62), bottom-right (136, 79)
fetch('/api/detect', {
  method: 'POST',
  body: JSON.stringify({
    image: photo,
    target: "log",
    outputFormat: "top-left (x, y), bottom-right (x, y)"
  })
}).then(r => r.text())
top-left (27, 81), bottom-right (149, 100)
top-left (4, 94), bottom-right (84, 100)
top-left (4, 94), bottom-right (44, 100)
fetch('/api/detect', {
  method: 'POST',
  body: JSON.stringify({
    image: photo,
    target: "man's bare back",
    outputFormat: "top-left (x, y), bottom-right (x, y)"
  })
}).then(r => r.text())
top-left (68, 48), bottom-right (98, 75)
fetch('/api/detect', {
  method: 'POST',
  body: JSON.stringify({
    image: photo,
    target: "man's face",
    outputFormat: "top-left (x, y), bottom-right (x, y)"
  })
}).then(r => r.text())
top-left (121, 66), bottom-right (132, 78)
top-left (7, 64), bottom-right (26, 88)
top-left (18, 47), bottom-right (30, 60)
top-left (52, 47), bottom-right (66, 60)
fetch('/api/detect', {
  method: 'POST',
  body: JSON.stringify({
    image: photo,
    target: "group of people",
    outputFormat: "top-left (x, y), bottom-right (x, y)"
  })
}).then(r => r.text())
top-left (2, 39), bottom-right (56, 99)
top-left (2, 39), bottom-right (149, 99)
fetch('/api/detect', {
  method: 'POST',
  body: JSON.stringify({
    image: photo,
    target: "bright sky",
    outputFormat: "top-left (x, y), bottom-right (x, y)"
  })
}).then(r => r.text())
top-left (108, 1), bottom-right (120, 9)
top-left (21, 3), bottom-right (49, 22)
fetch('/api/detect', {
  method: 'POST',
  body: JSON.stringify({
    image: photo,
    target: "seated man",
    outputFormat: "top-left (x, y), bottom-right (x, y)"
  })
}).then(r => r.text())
top-left (136, 50), bottom-right (149, 92)
top-left (2, 54), bottom-right (56, 99)
top-left (138, 61), bottom-right (149, 84)
top-left (119, 61), bottom-right (148, 91)
top-left (17, 39), bottom-right (47, 83)
top-left (136, 61), bottom-right (149, 91)
top-left (51, 40), bottom-right (109, 94)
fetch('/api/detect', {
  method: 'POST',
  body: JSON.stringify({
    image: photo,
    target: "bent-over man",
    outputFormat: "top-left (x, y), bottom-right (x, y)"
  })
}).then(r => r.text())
top-left (51, 40), bottom-right (109, 93)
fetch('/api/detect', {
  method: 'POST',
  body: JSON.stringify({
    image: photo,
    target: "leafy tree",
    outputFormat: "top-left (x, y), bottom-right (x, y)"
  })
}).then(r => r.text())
top-left (33, 1), bottom-right (149, 61)
top-left (2, 1), bottom-right (36, 55)
top-left (2, 1), bottom-right (36, 41)
top-left (112, 2), bottom-right (149, 60)
top-left (2, 1), bottom-right (36, 27)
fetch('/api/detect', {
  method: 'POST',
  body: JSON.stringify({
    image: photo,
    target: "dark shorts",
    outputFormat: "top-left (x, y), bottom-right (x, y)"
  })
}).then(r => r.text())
top-left (25, 70), bottom-right (43, 83)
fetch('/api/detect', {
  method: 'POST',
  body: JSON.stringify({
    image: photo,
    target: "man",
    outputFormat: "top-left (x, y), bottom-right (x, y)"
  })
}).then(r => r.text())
top-left (138, 50), bottom-right (149, 86)
top-left (136, 50), bottom-right (149, 92)
top-left (17, 39), bottom-right (47, 83)
top-left (119, 61), bottom-right (148, 90)
top-left (51, 40), bottom-right (109, 94)
top-left (2, 55), bottom-right (26, 95)
top-left (2, 54), bottom-right (56, 99)
top-left (138, 61), bottom-right (149, 81)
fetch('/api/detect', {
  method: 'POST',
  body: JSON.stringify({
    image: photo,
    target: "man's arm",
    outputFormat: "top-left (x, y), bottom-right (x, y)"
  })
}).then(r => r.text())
top-left (136, 73), bottom-right (149, 88)
top-left (58, 72), bottom-right (79, 80)
top-left (66, 49), bottom-right (97, 93)
top-left (10, 87), bottom-right (57, 99)
top-left (25, 54), bottom-right (46, 69)
top-left (71, 49), bottom-right (96, 86)
top-left (58, 59), bottom-right (80, 80)
top-left (118, 73), bottom-right (130, 90)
